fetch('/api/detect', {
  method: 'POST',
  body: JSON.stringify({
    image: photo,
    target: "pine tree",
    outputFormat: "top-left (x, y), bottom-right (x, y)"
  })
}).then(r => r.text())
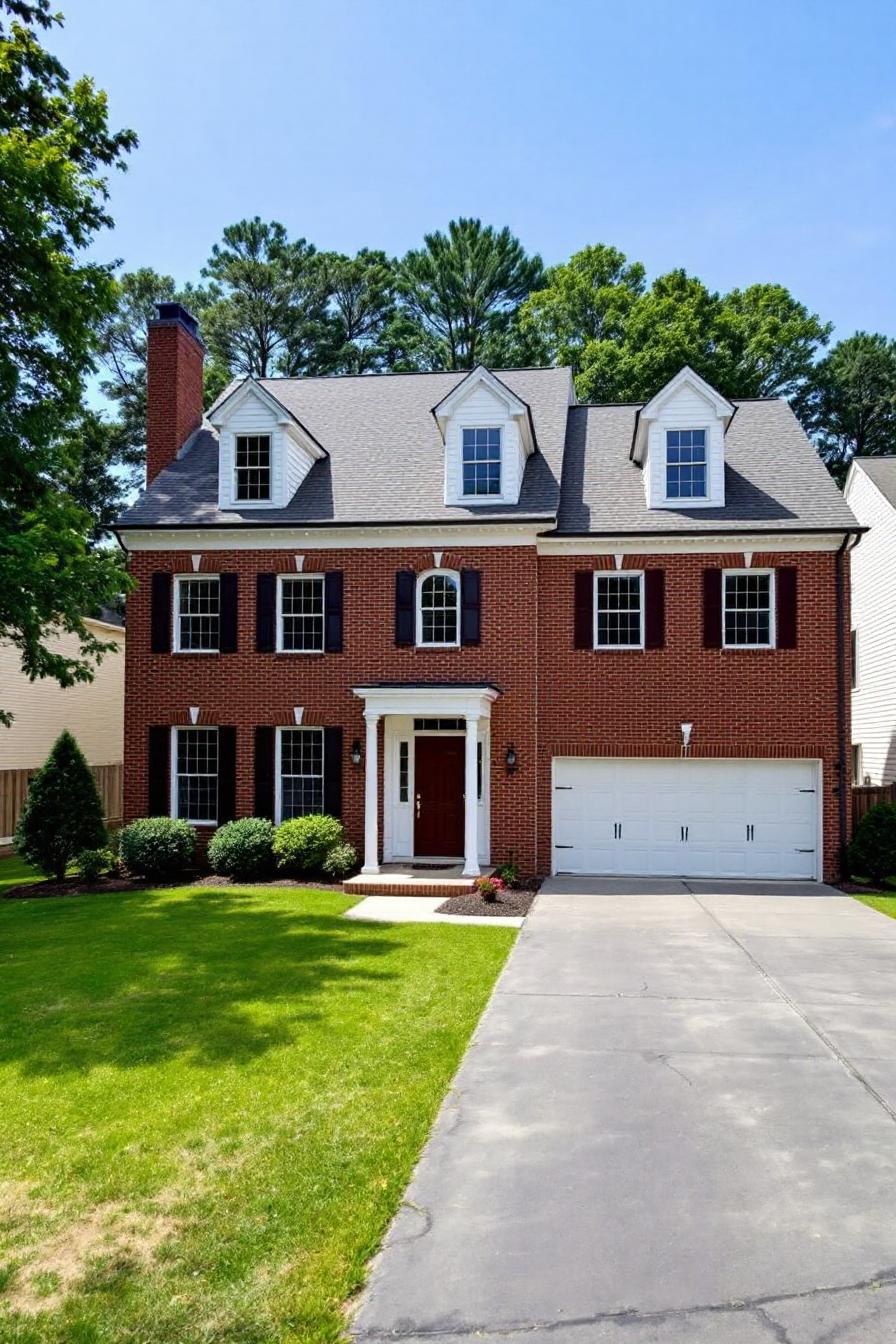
top-left (14, 731), bottom-right (107, 880)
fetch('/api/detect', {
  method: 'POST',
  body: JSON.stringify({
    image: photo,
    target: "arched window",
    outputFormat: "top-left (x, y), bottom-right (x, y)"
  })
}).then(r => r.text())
top-left (417, 570), bottom-right (459, 647)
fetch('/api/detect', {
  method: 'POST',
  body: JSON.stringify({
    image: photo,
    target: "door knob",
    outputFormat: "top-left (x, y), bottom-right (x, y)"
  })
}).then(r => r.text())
top-left (415, 793), bottom-right (421, 819)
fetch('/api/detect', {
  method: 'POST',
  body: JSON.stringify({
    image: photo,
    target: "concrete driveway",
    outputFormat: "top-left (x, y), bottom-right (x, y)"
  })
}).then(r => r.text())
top-left (352, 879), bottom-right (896, 1343)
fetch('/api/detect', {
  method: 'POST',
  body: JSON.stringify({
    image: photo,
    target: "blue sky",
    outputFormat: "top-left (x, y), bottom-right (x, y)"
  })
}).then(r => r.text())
top-left (55, 0), bottom-right (895, 341)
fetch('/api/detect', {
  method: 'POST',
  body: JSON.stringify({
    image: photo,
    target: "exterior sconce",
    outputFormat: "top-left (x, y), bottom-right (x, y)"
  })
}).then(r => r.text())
top-left (350, 738), bottom-right (363, 766)
top-left (680, 722), bottom-right (693, 757)
top-left (505, 744), bottom-right (518, 774)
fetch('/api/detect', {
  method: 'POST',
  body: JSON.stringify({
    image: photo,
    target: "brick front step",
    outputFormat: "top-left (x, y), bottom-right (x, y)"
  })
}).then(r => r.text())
top-left (343, 866), bottom-right (493, 898)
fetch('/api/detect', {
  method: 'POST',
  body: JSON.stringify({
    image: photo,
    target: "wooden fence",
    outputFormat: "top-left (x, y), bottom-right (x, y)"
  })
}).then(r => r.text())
top-left (0, 761), bottom-right (123, 841)
top-left (853, 782), bottom-right (896, 834)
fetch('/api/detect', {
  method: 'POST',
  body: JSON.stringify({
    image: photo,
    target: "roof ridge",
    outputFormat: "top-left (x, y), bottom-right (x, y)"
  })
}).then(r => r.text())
top-left (257, 365), bottom-right (568, 383)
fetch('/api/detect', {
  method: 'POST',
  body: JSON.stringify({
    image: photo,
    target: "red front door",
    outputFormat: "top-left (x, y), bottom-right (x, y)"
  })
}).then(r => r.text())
top-left (414, 736), bottom-right (465, 857)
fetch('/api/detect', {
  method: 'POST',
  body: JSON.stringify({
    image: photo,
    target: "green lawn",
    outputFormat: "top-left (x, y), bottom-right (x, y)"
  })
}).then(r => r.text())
top-left (856, 892), bottom-right (896, 920)
top-left (0, 856), bottom-right (39, 894)
top-left (0, 882), bottom-right (514, 1342)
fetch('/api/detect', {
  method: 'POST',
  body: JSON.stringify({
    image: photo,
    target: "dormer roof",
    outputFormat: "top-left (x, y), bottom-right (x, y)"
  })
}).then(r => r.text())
top-left (631, 366), bottom-right (736, 463)
top-left (208, 376), bottom-right (327, 460)
top-left (431, 364), bottom-right (538, 456)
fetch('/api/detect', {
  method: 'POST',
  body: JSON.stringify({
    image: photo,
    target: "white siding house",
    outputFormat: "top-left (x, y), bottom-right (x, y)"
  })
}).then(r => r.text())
top-left (845, 458), bottom-right (896, 784)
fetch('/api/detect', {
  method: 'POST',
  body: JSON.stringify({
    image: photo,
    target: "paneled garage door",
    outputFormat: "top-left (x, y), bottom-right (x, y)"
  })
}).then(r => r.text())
top-left (552, 758), bottom-right (820, 880)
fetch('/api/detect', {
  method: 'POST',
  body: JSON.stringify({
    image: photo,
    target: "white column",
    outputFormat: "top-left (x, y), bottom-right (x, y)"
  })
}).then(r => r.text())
top-left (463, 715), bottom-right (480, 877)
top-left (362, 711), bottom-right (380, 874)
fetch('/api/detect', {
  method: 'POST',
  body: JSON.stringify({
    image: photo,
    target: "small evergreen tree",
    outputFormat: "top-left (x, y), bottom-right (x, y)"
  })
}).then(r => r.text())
top-left (14, 731), bottom-right (107, 880)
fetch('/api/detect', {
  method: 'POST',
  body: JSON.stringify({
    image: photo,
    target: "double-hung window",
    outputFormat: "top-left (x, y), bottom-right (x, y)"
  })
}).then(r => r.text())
top-left (594, 573), bottom-right (644, 649)
top-left (175, 576), bottom-right (219, 652)
top-left (665, 429), bottom-right (707, 500)
top-left (417, 571), bottom-right (459, 646)
top-left (723, 571), bottom-right (775, 648)
top-left (278, 727), bottom-right (323, 819)
top-left (278, 576), bottom-right (324, 652)
top-left (462, 428), bottom-right (501, 496)
top-left (173, 727), bottom-right (218, 824)
top-left (235, 434), bottom-right (272, 501)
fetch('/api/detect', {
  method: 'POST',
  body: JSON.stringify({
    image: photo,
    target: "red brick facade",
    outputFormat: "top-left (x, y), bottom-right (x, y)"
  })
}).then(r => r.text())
top-left (123, 542), bottom-right (850, 881)
top-left (145, 318), bottom-right (204, 486)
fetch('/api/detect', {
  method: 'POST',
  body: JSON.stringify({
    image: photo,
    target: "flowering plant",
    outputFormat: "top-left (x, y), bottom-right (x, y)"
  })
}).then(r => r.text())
top-left (474, 875), bottom-right (506, 902)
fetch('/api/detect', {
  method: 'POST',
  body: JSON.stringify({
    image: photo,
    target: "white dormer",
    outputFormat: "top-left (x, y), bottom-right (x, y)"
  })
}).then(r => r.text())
top-left (208, 378), bottom-right (326, 511)
top-left (432, 366), bottom-right (536, 507)
top-left (631, 367), bottom-right (735, 511)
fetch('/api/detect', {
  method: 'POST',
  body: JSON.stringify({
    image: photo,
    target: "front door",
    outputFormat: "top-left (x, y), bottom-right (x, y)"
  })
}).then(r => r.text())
top-left (414, 736), bottom-right (465, 857)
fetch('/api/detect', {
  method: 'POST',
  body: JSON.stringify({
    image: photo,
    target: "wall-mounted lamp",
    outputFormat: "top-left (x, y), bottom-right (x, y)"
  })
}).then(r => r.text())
top-left (505, 744), bottom-right (518, 775)
top-left (350, 738), bottom-right (363, 766)
top-left (680, 722), bottom-right (693, 757)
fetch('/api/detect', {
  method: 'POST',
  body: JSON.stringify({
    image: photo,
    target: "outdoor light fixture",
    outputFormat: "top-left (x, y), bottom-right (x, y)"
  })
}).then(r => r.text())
top-left (505, 744), bottom-right (518, 774)
top-left (350, 738), bottom-right (362, 766)
top-left (680, 722), bottom-right (693, 757)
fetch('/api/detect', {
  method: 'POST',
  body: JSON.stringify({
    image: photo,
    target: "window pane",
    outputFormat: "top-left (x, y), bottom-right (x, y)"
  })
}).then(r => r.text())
top-left (280, 577), bottom-right (324, 651)
top-left (724, 573), bottom-right (772, 646)
top-left (399, 741), bottom-right (409, 803)
top-left (666, 429), bottom-right (707, 499)
top-left (419, 573), bottom-right (459, 644)
top-left (595, 575), bottom-right (642, 647)
top-left (176, 728), bottom-right (218, 822)
top-left (178, 578), bottom-right (220, 650)
top-left (462, 427), bottom-right (502, 496)
top-left (235, 435), bottom-right (271, 501)
top-left (280, 728), bottom-right (324, 819)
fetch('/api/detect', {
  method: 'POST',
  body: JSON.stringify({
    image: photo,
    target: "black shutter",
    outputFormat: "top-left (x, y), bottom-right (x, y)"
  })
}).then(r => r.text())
top-left (219, 573), bottom-right (238, 653)
top-left (324, 570), bottom-right (344, 653)
top-left (703, 568), bottom-right (723, 648)
top-left (776, 567), bottom-right (798, 649)
top-left (254, 727), bottom-right (275, 820)
top-left (574, 570), bottom-right (593, 649)
top-left (150, 572), bottom-right (172, 653)
top-left (256, 573), bottom-right (276, 652)
top-left (323, 727), bottom-right (343, 820)
top-left (217, 726), bottom-right (236, 824)
top-left (460, 569), bottom-right (481, 646)
top-left (148, 725), bottom-right (170, 816)
top-left (644, 570), bottom-right (666, 649)
top-left (395, 571), bottom-right (415, 647)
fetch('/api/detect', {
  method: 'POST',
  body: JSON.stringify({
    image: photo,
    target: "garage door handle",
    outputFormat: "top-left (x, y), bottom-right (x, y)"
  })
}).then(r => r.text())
top-left (554, 844), bottom-right (573, 849)
top-left (746, 824), bottom-right (754, 842)
top-left (555, 785), bottom-right (573, 791)
top-left (680, 825), bottom-right (689, 842)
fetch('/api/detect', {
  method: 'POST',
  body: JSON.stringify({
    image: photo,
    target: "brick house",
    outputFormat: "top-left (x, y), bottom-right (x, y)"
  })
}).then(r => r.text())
top-left (115, 303), bottom-right (860, 884)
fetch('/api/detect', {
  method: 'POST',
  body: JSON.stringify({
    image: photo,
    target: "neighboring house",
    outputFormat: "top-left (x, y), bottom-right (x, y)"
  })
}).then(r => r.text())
top-left (845, 457), bottom-right (896, 785)
top-left (114, 303), bottom-right (860, 883)
top-left (0, 615), bottom-right (125, 838)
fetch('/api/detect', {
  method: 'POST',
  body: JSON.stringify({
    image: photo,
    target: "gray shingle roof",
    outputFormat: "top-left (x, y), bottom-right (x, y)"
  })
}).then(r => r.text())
top-left (853, 456), bottom-right (896, 510)
top-left (117, 367), bottom-right (572, 529)
top-left (116, 369), bottom-right (858, 535)
top-left (554, 398), bottom-right (858, 533)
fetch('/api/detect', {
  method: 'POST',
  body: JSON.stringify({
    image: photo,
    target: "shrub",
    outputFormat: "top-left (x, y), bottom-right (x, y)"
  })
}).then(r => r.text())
top-left (474, 875), bottom-right (506, 903)
top-left (119, 817), bottom-right (195, 880)
top-left (14, 730), bottom-right (107, 880)
top-left (850, 803), bottom-right (896, 885)
top-left (321, 841), bottom-right (358, 881)
top-left (496, 860), bottom-right (519, 888)
top-left (273, 815), bottom-right (344, 876)
top-left (208, 818), bottom-right (275, 880)
top-left (74, 848), bottom-right (112, 885)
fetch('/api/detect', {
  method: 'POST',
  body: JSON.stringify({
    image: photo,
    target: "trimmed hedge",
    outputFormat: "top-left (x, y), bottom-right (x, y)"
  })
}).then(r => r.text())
top-left (119, 817), bottom-right (195, 880)
top-left (273, 815), bottom-right (344, 876)
top-left (850, 802), bottom-right (896, 886)
top-left (208, 818), bottom-right (275, 881)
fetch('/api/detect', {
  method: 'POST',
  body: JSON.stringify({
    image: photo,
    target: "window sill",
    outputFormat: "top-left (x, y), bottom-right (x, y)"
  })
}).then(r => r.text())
top-left (720, 644), bottom-right (777, 652)
top-left (592, 645), bottom-right (646, 653)
top-left (274, 649), bottom-right (326, 657)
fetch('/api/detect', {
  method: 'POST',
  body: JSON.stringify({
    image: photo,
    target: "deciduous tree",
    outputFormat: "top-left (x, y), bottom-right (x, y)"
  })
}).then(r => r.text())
top-left (810, 332), bottom-right (896, 478)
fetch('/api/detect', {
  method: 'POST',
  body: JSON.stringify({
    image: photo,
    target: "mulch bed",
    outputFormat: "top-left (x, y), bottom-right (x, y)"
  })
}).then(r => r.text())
top-left (3, 876), bottom-right (144, 900)
top-left (436, 886), bottom-right (539, 918)
top-left (195, 875), bottom-right (346, 892)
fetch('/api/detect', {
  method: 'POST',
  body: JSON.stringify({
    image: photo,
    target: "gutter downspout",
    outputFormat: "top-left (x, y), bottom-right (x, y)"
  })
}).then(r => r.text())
top-left (835, 531), bottom-right (861, 879)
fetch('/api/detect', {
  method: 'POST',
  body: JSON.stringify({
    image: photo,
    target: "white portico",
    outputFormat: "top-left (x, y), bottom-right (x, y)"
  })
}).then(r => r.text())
top-left (352, 684), bottom-right (500, 878)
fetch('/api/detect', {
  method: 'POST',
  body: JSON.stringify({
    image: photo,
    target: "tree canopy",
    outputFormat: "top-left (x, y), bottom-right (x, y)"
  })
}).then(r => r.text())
top-left (810, 332), bottom-right (896, 479)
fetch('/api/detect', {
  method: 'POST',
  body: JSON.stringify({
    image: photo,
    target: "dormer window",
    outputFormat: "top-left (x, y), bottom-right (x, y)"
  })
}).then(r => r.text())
top-left (665, 430), bottom-right (707, 500)
top-left (462, 428), bottom-right (502, 497)
top-left (235, 434), bottom-right (272, 501)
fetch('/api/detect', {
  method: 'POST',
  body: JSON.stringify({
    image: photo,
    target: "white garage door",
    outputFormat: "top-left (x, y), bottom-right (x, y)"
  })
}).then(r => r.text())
top-left (552, 758), bottom-right (820, 880)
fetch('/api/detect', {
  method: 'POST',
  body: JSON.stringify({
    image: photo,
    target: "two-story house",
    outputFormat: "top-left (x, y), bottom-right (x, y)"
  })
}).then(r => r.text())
top-left (844, 456), bottom-right (896, 786)
top-left (115, 303), bottom-right (860, 884)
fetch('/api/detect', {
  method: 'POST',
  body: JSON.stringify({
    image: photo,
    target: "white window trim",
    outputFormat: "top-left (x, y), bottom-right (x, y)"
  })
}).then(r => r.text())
top-left (274, 725), bottom-right (324, 824)
top-left (722, 568), bottom-right (776, 650)
top-left (172, 574), bottom-right (220, 654)
top-left (461, 426), bottom-right (503, 499)
top-left (169, 725), bottom-right (219, 826)
top-left (233, 432), bottom-right (273, 506)
top-left (593, 570), bottom-right (645, 651)
top-left (663, 426), bottom-right (710, 504)
top-left (276, 573), bottom-right (325, 654)
top-left (852, 743), bottom-right (863, 784)
top-left (416, 568), bottom-right (461, 649)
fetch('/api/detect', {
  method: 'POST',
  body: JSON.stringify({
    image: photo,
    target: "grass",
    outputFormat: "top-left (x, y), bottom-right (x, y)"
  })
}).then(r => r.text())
top-left (0, 882), bottom-right (514, 1342)
top-left (0, 856), bottom-right (40, 894)
top-left (855, 891), bottom-right (896, 920)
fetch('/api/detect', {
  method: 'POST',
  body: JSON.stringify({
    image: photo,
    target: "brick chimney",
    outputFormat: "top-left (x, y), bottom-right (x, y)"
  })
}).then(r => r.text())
top-left (146, 303), bottom-right (205, 486)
